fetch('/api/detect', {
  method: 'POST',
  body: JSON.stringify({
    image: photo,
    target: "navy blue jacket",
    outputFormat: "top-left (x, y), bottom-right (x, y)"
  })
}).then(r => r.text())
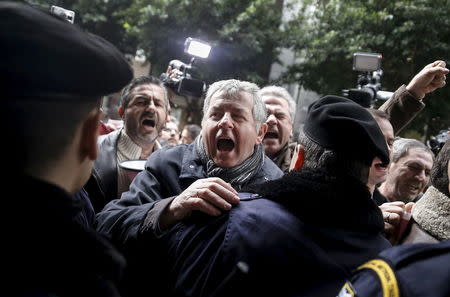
top-left (96, 142), bottom-right (283, 249)
top-left (339, 240), bottom-right (450, 297)
top-left (148, 169), bottom-right (391, 297)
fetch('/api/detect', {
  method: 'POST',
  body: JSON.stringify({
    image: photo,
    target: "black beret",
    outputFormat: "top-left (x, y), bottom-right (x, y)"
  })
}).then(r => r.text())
top-left (304, 95), bottom-right (389, 166)
top-left (0, 2), bottom-right (132, 98)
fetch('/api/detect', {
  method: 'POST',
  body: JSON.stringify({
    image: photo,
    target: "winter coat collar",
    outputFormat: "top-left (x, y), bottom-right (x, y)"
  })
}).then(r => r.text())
top-left (246, 169), bottom-right (384, 233)
top-left (413, 186), bottom-right (450, 241)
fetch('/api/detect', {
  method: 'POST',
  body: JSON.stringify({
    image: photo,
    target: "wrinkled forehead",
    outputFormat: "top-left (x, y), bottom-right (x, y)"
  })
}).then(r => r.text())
top-left (208, 90), bottom-right (253, 110)
top-left (131, 83), bottom-right (165, 97)
top-left (402, 147), bottom-right (434, 164)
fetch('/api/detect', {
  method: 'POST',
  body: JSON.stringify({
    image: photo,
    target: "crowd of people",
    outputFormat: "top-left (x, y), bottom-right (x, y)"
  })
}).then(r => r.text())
top-left (2, 2), bottom-right (450, 297)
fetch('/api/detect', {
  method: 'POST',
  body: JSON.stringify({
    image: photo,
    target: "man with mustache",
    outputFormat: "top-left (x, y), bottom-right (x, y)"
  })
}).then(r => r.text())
top-left (85, 76), bottom-right (170, 212)
top-left (96, 79), bottom-right (283, 296)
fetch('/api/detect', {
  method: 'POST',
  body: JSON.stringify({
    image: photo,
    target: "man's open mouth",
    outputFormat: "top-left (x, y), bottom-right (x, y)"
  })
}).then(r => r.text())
top-left (217, 138), bottom-right (235, 152)
top-left (264, 131), bottom-right (278, 139)
top-left (142, 119), bottom-right (156, 128)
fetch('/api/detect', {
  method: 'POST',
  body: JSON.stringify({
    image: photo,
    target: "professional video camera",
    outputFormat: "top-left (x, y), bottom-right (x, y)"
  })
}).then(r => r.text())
top-left (161, 37), bottom-right (212, 98)
top-left (343, 52), bottom-right (393, 107)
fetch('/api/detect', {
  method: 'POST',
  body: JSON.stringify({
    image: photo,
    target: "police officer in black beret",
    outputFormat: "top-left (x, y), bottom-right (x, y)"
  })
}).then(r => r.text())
top-left (142, 95), bottom-right (392, 297)
top-left (1, 2), bottom-right (132, 296)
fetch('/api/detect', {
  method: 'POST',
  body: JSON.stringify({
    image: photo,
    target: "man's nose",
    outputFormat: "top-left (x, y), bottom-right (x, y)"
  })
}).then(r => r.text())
top-left (266, 113), bottom-right (277, 125)
top-left (218, 112), bottom-right (233, 129)
top-left (145, 100), bottom-right (156, 111)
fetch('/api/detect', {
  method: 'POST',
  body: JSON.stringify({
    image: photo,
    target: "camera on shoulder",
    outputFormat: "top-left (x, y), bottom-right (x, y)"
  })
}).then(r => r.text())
top-left (161, 38), bottom-right (212, 98)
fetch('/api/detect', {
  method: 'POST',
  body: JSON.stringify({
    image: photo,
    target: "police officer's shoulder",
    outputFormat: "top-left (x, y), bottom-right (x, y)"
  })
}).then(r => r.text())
top-left (338, 240), bottom-right (450, 297)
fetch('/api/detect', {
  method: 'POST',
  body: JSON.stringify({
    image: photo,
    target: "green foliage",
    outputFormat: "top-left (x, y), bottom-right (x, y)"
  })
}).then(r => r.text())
top-left (19, 0), bottom-right (283, 85)
top-left (117, 0), bottom-right (284, 85)
top-left (283, 0), bottom-right (450, 138)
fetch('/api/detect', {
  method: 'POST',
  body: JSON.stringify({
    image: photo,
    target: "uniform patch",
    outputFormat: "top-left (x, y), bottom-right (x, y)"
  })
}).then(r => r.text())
top-left (337, 281), bottom-right (356, 297)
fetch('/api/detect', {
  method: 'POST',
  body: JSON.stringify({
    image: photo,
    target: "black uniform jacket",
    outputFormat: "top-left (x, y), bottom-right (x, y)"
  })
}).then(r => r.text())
top-left (3, 175), bottom-right (125, 297)
top-left (341, 240), bottom-right (450, 297)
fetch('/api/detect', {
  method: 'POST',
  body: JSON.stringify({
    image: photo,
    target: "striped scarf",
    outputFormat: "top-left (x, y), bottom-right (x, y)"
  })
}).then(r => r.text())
top-left (195, 136), bottom-right (264, 190)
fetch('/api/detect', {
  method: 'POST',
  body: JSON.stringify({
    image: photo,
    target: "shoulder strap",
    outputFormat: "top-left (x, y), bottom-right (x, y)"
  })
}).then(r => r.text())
top-left (357, 259), bottom-right (399, 297)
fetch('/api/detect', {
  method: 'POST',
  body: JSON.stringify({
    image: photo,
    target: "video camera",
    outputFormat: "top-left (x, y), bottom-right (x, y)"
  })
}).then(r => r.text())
top-left (161, 37), bottom-right (212, 98)
top-left (343, 52), bottom-right (393, 107)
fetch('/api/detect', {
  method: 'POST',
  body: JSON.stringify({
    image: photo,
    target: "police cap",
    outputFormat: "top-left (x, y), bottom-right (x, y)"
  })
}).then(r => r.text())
top-left (304, 95), bottom-right (389, 166)
top-left (0, 2), bottom-right (132, 99)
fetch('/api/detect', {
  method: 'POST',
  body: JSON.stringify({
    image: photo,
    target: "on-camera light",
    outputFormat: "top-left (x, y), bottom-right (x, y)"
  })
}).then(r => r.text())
top-left (184, 37), bottom-right (211, 59)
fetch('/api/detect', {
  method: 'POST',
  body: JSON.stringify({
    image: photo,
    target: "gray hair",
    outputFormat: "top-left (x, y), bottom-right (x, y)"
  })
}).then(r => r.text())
top-left (298, 132), bottom-right (369, 184)
top-left (259, 85), bottom-right (297, 121)
top-left (202, 79), bottom-right (267, 131)
top-left (391, 138), bottom-right (434, 163)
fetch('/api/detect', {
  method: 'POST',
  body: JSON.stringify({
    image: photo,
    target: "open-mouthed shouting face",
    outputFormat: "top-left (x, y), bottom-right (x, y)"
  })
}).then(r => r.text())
top-left (121, 83), bottom-right (167, 145)
top-left (201, 90), bottom-right (266, 168)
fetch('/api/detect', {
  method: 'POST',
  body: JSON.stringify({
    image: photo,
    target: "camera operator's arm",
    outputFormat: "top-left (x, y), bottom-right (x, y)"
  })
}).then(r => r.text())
top-left (379, 60), bottom-right (448, 134)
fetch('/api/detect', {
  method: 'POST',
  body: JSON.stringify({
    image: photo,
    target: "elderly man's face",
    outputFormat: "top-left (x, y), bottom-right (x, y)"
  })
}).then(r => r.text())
top-left (202, 91), bottom-right (266, 168)
top-left (262, 95), bottom-right (293, 158)
top-left (387, 148), bottom-right (434, 202)
top-left (122, 83), bottom-right (167, 145)
top-left (368, 116), bottom-right (395, 187)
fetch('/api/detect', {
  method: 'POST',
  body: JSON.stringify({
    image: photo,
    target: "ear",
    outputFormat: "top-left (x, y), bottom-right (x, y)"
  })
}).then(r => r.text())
top-left (79, 108), bottom-right (101, 161)
top-left (255, 122), bottom-right (268, 145)
top-left (118, 106), bottom-right (125, 119)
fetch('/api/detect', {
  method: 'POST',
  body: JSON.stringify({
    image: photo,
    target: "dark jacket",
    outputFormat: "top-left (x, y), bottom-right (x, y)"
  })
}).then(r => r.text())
top-left (339, 240), bottom-right (450, 297)
top-left (378, 84), bottom-right (424, 134)
top-left (86, 129), bottom-right (121, 212)
top-left (3, 175), bottom-right (125, 297)
top-left (272, 141), bottom-right (297, 173)
top-left (149, 169), bottom-right (391, 297)
top-left (96, 142), bottom-right (283, 246)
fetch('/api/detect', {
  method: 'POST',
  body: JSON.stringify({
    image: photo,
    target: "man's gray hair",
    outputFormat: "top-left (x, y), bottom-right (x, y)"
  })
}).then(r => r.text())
top-left (202, 79), bottom-right (267, 131)
top-left (259, 85), bottom-right (296, 121)
top-left (298, 132), bottom-right (369, 184)
top-left (391, 137), bottom-right (434, 163)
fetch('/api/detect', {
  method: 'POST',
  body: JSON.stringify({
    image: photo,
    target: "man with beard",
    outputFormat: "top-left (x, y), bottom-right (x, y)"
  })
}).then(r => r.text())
top-left (96, 79), bottom-right (283, 296)
top-left (139, 95), bottom-right (392, 297)
top-left (85, 76), bottom-right (170, 212)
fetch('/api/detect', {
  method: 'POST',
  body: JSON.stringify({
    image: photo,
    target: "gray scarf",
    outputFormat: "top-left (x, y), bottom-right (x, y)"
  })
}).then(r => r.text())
top-left (195, 136), bottom-right (264, 190)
